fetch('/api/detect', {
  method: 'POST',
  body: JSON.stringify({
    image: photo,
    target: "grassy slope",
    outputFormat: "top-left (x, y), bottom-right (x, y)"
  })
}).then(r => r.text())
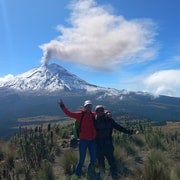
top-left (0, 120), bottom-right (179, 179)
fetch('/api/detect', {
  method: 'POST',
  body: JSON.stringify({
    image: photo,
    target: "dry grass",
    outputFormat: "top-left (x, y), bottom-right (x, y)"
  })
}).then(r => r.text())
top-left (18, 115), bottom-right (62, 122)
top-left (13, 116), bottom-right (74, 130)
top-left (159, 121), bottom-right (180, 133)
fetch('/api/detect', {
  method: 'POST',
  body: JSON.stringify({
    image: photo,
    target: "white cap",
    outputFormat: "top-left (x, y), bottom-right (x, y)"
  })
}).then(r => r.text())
top-left (84, 100), bottom-right (92, 107)
top-left (95, 105), bottom-right (104, 112)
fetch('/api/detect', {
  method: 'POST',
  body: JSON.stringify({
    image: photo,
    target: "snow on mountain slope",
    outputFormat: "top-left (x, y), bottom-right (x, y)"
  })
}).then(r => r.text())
top-left (1, 63), bottom-right (180, 123)
top-left (0, 63), bottom-right (124, 95)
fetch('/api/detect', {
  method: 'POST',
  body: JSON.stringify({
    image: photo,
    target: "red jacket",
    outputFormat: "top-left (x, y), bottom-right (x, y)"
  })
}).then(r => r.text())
top-left (61, 106), bottom-right (96, 140)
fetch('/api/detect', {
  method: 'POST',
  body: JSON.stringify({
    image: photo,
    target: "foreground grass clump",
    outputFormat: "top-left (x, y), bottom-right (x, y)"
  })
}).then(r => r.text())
top-left (61, 149), bottom-right (77, 175)
top-left (36, 160), bottom-right (55, 180)
top-left (143, 150), bottom-right (170, 180)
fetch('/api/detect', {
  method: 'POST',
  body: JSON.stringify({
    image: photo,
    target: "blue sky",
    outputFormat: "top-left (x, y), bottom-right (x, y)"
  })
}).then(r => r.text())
top-left (0, 0), bottom-right (180, 97)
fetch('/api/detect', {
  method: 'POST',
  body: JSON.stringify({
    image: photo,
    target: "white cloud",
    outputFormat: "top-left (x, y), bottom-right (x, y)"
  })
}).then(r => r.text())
top-left (143, 70), bottom-right (180, 97)
top-left (40, 0), bottom-right (158, 70)
top-left (0, 74), bottom-right (14, 83)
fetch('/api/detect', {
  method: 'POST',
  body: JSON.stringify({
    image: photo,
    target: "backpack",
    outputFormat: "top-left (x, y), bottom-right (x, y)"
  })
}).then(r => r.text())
top-left (73, 111), bottom-right (85, 139)
top-left (70, 111), bottom-right (85, 148)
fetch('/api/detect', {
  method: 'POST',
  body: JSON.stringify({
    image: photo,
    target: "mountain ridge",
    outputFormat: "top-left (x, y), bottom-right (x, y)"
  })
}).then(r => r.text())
top-left (0, 63), bottom-right (179, 139)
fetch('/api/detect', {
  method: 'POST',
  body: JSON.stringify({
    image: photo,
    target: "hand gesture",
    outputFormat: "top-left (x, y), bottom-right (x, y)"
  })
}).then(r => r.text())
top-left (58, 99), bottom-right (65, 108)
top-left (133, 130), bottom-right (139, 135)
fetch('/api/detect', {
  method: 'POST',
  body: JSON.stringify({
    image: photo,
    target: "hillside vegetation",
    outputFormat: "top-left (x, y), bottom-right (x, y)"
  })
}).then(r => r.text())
top-left (0, 120), bottom-right (179, 180)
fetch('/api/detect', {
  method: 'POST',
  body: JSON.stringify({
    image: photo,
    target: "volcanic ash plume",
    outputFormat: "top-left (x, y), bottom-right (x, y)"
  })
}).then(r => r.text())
top-left (39, 0), bottom-right (157, 70)
top-left (40, 40), bottom-right (67, 65)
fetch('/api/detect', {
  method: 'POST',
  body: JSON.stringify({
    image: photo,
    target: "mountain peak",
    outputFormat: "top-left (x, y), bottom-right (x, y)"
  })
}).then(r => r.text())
top-left (0, 63), bottom-right (102, 93)
top-left (40, 63), bottom-right (67, 73)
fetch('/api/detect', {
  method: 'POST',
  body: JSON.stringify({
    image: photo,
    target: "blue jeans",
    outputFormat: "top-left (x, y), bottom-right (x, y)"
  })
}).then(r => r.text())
top-left (75, 139), bottom-right (96, 176)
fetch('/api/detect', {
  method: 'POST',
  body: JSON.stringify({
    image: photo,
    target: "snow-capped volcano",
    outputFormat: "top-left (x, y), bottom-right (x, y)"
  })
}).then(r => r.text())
top-left (0, 63), bottom-right (122, 95)
top-left (0, 63), bottom-right (94, 92)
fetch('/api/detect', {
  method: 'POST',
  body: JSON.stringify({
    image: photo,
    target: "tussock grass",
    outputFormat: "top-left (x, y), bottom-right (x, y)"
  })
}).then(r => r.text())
top-left (36, 160), bottom-right (55, 180)
top-left (131, 135), bottom-right (146, 148)
top-left (145, 131), bottom-right (167, 150)
top-left (170, 162), bottom-right (180, 180)
top-left (61, 149), bottom-right (78, 175)
top-left (142, 149), bottom-right (170, 180)
top-left (114, 146), bottom-right (134, 177)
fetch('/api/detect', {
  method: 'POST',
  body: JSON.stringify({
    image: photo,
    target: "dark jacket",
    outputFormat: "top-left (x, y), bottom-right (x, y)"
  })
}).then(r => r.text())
top-left (94, 114), bottom-right (133, 140)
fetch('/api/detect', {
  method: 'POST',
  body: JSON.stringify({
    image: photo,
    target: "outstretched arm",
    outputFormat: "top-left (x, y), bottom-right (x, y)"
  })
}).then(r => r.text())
top-left (112, 119), bottom-right (138, 135)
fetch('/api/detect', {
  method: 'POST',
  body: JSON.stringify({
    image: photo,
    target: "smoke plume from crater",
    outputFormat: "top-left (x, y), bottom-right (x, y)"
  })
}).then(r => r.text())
top-left (39, 0), bottom-right (157, 70)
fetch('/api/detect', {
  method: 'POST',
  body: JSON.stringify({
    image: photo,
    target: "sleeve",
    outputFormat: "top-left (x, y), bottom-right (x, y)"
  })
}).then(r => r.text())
top-left (112, 119), bottom-right (133, 135)
top-left (61, 106), bottom-right (82, 121)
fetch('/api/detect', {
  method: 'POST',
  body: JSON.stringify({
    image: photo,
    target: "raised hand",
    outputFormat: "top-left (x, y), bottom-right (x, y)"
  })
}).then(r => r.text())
top-left (133, 130), bottom-right (139, 135)
top-left (58, 99), bottom-right (65, 108)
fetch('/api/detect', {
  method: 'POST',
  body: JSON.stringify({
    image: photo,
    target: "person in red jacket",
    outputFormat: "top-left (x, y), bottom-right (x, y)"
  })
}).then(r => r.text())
top-left (58, 99), bottom-right (96, 177)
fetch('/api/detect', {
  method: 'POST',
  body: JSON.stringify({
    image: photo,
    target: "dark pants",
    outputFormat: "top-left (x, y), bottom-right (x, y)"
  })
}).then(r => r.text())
top-left (96, 139), bottom-right (118, 177)
top-left (75, 139), bottom-right (96, 176)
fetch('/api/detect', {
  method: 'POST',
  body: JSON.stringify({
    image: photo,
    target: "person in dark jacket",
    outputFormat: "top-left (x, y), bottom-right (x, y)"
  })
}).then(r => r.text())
top-left (94, 105), bottom-right (139, 179)
top-left (58, 99), bottom-right (96, 177)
